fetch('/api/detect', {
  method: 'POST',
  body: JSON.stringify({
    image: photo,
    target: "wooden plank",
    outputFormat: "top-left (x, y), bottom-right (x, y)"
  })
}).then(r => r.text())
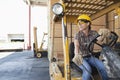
top-left (54, 23), bottom-right (62, 37)
top-left (66, 7), bottom-right (98, 12)
top-left (108, 21), bottom-right (114, 31)
top-left (65, 1), bottom-right (106, 6)
top-left (48, 0), bottom-right (61, 60)
top-left (54, 38), bottom-right (63, 52)
top-left (66, 12), bottom-right (94, 15)
top-left (50, 62), bottom-right (63, 79)
top-left (91, 2), bottom-right (120, 20)
top-left (66, 15), bottom-right (78, 23)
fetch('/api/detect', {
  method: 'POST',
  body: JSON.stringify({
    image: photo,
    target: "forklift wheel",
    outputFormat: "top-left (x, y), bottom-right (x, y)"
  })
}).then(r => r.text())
top-left (36, 53), bottom-right (42, 58)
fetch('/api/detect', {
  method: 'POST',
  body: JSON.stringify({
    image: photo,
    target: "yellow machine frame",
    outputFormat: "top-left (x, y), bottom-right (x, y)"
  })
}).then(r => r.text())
top-left (49, 1), bottom-right (102, 80)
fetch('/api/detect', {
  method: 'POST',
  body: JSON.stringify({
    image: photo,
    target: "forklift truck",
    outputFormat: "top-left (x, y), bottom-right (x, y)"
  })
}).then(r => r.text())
top-left (49, 1), bottom-right (120, 80)
top-left (33, 27), bottom-right (48, 58)
top-left (50, 1), bottom-right (101, 80)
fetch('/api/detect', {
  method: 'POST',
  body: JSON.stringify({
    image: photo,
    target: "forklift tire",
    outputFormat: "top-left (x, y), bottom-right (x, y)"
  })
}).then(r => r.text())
top-left (36, 53), bottom-right (42, 58)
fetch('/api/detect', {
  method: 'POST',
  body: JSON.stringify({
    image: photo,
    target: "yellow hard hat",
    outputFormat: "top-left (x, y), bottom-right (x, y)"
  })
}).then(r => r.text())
top-left (77, 14), bottom-right (91, 22)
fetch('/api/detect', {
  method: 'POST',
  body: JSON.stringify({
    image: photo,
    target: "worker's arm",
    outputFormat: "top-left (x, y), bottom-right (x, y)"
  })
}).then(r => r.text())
top-left (74, 39), bottom-right (80, 55)
top-left (73, 39), bottom-right (83, 65)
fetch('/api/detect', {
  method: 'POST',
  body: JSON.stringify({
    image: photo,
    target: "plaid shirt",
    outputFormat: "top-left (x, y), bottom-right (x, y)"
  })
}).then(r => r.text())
top-left (74, 30), bottom-right (98, 57)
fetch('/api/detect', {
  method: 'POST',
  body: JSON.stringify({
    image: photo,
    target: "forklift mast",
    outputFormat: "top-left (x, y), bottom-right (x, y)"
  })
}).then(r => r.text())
top-left (39, 32), bottom-right (48, 50)
top-left (33, 27), bottom-right (38, 51)
top-left (33, 27), bottom-right (47, 51)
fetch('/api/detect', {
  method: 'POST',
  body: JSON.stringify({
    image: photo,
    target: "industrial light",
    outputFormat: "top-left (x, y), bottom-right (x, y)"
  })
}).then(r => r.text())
top-left (52, 3), bottom-right (64, 15)
top-left (114, 15), bottom-right (118, 19)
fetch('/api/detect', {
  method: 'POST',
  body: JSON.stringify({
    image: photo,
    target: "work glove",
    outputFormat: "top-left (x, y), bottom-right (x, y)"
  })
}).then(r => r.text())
top-left (72, 53), bottom-right (83, 66)
top-left (97, 28), bottom-right (111, 42)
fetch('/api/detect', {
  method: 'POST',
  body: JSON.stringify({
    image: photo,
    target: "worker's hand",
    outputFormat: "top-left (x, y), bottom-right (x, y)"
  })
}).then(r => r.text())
top-left (72, 53), bottom-right (83, 66)
top-left (97, 28), bottom-right (111, 42)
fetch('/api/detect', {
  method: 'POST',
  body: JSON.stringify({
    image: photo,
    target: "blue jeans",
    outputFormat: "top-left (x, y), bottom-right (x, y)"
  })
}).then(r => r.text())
top-left (79, 56), bottom-right (108, 80)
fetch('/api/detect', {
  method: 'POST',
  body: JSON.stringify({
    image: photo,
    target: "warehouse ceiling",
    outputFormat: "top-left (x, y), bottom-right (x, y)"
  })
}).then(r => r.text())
top-left (23, 0), bottom-right (120, 21)
top-left (23, 0), bottom-right (48, 6)
top-left (64, 0), bottom-right (120, 16)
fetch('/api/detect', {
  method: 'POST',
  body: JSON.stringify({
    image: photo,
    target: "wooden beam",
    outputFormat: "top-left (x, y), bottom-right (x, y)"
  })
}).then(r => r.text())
top-left (65, 0), bottom-right (119, 3)
top-left (65, 1), bottom-right (106, 6)
top-left (66, 11), bottom-right (95, 14)
top-left (111, 0), bottom-right (120, 3)
top-left (66, 7), bottom-right (98, 12)
top-left (62, 0), bottom-right (67, 3)
top-left (66, 15), bottom-right (78, 23)
top-left (91, 2), bottom-right (120, 20)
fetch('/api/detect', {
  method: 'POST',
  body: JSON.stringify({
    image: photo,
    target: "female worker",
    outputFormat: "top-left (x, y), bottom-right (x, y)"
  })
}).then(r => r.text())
top-left (72, 14), bottom-right (108, 80)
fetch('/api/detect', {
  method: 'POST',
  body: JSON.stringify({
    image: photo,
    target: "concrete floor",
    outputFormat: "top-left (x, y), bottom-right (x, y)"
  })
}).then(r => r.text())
top-left (0, 51), bottom-right (50, 80)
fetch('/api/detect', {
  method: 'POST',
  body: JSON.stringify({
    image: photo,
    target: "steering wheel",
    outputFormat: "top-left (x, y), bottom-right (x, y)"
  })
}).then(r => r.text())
top-left (88, 32), bottom-right (118, 55)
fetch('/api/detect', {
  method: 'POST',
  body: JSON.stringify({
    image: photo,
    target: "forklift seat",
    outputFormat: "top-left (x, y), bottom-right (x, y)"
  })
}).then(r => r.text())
top-left (69, 42), bottom-right (101, 75)
top-left (69, 42), bottom-right (100, 61)
top-left (69, 42), bottom-right (75, 61)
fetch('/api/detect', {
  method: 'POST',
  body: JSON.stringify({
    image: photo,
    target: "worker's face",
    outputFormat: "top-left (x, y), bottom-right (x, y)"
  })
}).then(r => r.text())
top-left (77, 20), bottom-right (90, 31)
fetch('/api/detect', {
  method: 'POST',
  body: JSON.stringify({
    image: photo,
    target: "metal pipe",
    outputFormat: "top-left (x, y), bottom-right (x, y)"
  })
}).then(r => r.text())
top-left (28, 5), bottom-right (31, 50)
